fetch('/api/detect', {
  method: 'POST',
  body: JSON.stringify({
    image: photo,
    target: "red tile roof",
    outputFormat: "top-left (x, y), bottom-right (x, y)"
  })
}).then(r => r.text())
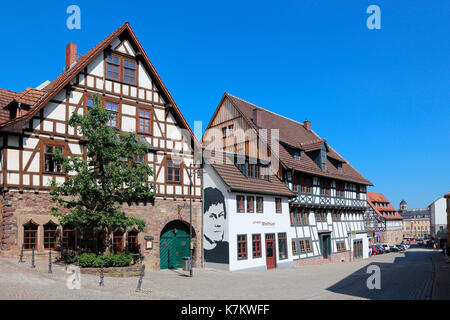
top-left (225, 93), bottom-right (372, 186)
top-left (207, 152), bottom-right (295, 197)
top-left (367, 192), bottom-right (403, 220)
top-left (14, 88), bottom-right (46, 106)
top-left (0, 89), bottom-right (17, 123)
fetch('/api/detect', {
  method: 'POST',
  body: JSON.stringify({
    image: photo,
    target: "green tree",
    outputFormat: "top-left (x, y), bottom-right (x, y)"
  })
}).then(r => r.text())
top-left (50, 94), bottom-right (154, 252)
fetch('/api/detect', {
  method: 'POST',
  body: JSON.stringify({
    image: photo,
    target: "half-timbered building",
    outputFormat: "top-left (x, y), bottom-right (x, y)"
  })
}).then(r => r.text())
top-left (202, 93), bottom-right (372, 265)
top-left (365, 192), bottom-right (403, 245)
top-left (0, 23), bottom-right (202, 270)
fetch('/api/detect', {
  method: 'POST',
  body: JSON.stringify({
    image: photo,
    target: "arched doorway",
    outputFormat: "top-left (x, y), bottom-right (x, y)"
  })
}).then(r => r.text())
top-left (160, 220), bottom-right (191, 270)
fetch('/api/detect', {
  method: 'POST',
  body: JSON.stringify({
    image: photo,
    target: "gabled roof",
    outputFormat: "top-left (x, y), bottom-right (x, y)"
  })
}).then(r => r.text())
top-left (300, 139), bottom-right (326, 152)
top-left (0, 22), bottom-right (199, 147)
top-left (0, 89), bottom-right (17, 123)
top-left (206, 152), bottom-right (295, 197)
top-left (221, 93), bottom-right (372, 186)
top-left (367, 192), bottom-right (403, 220)
top-left (7, 88), bottom-right (46, 107)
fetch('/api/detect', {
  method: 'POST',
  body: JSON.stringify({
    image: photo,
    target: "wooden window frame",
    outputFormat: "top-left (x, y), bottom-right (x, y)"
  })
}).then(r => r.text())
top-left (320, 179), bottom-right (331, 196)
top-left (113, 230), bottom-right (124, 253)
top-left (166, 157), bottom-right (183, 185)
top-left (336, 182), bottom-right (345, 198)
top-left (85, 95), bottom-right (122, 129)
top-left (105, 100), bottom-right (120, 128)
top-left (23, 223), bottom-right (38, 251)
top-left (105, 52), bottom-right (138, 86)
top-left (237, 234), bottom-right (248, 260)
top-left (252, 234), bottom-right (262, 258)
top-left (122, 58), bottom-right (137, 85)
top-left (292, 240), bottom-right (298, 255)
top-left (300, 176), bottom-right (312, 194)
top-left (316, 211), bottom-right (327, 222)
top-left (299, 239), bottom-right (306, 253)
top-left (275, 198), bottom-right (282, 213)
top-left (237, 195), bottom-right (245, 213)
top-left (43, 223), bottom-right (57, 250)
top-left (105, 54), bottom-right (120, 81)
top-left (336, 240), bottom-right (346, 253)
top-left (127, 230), bottom-right (139, 253)
top-left (278, 233), bottom-right (288, 260)
top-left (247, 196), bottom-right (255, 213)
top-left (62, 226), bottom-right (75, 250)
top-left (256, 196), bottom-right (264, 213)
top-left (137, 108), bottom-right (153, 135)
top-left (43, 143), bottom-right (65, 175)
top-left (305, 239), bottom-right (312, 252)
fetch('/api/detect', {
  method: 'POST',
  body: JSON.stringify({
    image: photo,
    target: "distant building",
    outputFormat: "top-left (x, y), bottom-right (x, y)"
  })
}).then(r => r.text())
top-left (429, 195), bottom-right (448, 248)
top-left (398, 200), bottom-right (430, 239)
top-left (365, 192), bottom-right (403, 245)
top-left (445, 192), bottom-right (450, 248)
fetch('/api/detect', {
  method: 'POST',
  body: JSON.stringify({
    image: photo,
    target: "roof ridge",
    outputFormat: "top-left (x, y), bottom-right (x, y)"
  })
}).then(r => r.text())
top-left (226, 93), bottom-right (308, 128)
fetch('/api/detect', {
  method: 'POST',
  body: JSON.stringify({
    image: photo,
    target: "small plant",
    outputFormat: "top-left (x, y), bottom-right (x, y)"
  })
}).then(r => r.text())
top-left (72, 252), bottom-right (134, 268)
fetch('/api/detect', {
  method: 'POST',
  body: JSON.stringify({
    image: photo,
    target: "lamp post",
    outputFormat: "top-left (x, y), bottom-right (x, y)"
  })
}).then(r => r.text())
top-left (188, 163), bottom-right (202, 278)
top-left (189, 164), bottom-right (193, 277)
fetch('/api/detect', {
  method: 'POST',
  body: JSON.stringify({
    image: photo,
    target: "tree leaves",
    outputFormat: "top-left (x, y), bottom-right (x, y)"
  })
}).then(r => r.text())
top-left (50, 94), bottom-right (154, 237)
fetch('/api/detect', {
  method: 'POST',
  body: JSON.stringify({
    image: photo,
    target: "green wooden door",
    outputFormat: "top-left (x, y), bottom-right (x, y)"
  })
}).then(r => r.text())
top-left (160, 221), bottom-right (191, 270)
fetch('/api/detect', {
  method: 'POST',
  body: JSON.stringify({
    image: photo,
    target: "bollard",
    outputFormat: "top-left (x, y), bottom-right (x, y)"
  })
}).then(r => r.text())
top-left (19, 244), bottom-right (24, 263)
top-left (48, 251), bottom-right (52, 274)
top-left (99, 259), bottom-right (104, 287)
top-left (135, 264), bottom-right (145, 292)
top-left (31, 247), bottom-right (35, 268)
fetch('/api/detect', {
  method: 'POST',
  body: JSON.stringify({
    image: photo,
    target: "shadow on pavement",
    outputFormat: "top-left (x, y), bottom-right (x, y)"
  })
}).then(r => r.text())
top-left (326, 248), bottom-right (435, 300)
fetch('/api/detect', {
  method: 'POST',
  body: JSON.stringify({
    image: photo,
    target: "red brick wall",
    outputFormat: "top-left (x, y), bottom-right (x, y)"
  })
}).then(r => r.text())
top-left (293, 251), bottom-right (351, 267)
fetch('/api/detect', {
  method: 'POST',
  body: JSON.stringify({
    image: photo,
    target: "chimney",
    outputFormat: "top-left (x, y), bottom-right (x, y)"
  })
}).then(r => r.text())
top-left (304, 120), bottom-right (311, 131)
top-left (65, 43), bottom-right (77, 70)
top-left (252, 108), bottom-right (262, 128)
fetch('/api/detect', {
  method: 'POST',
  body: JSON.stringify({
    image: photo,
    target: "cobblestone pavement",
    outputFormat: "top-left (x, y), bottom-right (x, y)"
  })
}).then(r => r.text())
top-left (0, 247), bottom-right (438, 300)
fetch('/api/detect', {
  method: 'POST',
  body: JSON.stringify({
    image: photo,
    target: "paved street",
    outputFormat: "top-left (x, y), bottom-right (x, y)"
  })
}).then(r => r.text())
top-left (0, 246), bottom-right (443, 300)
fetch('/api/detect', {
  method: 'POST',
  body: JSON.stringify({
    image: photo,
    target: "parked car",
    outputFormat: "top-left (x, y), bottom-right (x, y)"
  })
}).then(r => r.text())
top-left (375, 245), bottom-right (385, 254)
top-left (397, 244), bottom-right (407, 251)
top-left (389, 245), bottom-right (401, 252)
top-left (381, 244), bottom-right (391, 253)
top-left (370, 245), bottom-right (380, 255)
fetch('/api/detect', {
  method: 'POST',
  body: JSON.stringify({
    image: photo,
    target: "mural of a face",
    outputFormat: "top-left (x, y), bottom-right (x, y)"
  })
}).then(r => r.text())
top-left (204, 202), bottom-right (226, 244)
top-left (203, 187), bottom-right (229, 264)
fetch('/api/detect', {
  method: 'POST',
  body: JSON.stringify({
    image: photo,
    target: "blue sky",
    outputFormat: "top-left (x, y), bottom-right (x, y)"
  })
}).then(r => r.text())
top-left (0, 1), bottom-right (448, 208)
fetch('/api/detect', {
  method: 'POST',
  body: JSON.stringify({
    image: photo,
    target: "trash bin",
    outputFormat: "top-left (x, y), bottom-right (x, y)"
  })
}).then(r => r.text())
top-left (182, 257), bottom-right (192, 271)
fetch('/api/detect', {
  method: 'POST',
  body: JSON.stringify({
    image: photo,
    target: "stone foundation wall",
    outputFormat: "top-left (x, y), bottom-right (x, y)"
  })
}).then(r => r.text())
top-left (381, 230), bottom-right (403, 245)
top-left (293, 251), bottom-right (352, 267)
top-left (0, 191), bottom-right (203, 270)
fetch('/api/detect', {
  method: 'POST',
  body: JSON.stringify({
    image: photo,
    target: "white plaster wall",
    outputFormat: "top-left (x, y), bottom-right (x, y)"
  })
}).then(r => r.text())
top-left (122, 104), bottom-right (136, 116)
top-left (44, 102), bottom-right (66, 121)
top-left (430, 197), bottom-right (446, 225)
top-left (228, 194), bottom-right (292, 271)
top-left (138, 62), bottom-right (152, 89)
top-left (121, 116), bottom-right (136, 132)
top-left (7, 149), bottom-right (19, 170)
top-left (204, 164), bottom-right (293, 271)
top-left (87, 53), bottom-right (104, 77)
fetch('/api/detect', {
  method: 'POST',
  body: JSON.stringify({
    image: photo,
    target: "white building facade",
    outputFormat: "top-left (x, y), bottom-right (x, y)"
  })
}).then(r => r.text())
top-left (202, 155), bottom-right (295, 271)
top-left (429, 196), bottom-right (447, 246)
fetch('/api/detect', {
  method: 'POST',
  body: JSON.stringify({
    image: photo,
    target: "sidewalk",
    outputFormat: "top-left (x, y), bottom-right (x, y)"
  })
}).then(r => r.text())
top-left (431, 251), bottom-right (450, 300)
